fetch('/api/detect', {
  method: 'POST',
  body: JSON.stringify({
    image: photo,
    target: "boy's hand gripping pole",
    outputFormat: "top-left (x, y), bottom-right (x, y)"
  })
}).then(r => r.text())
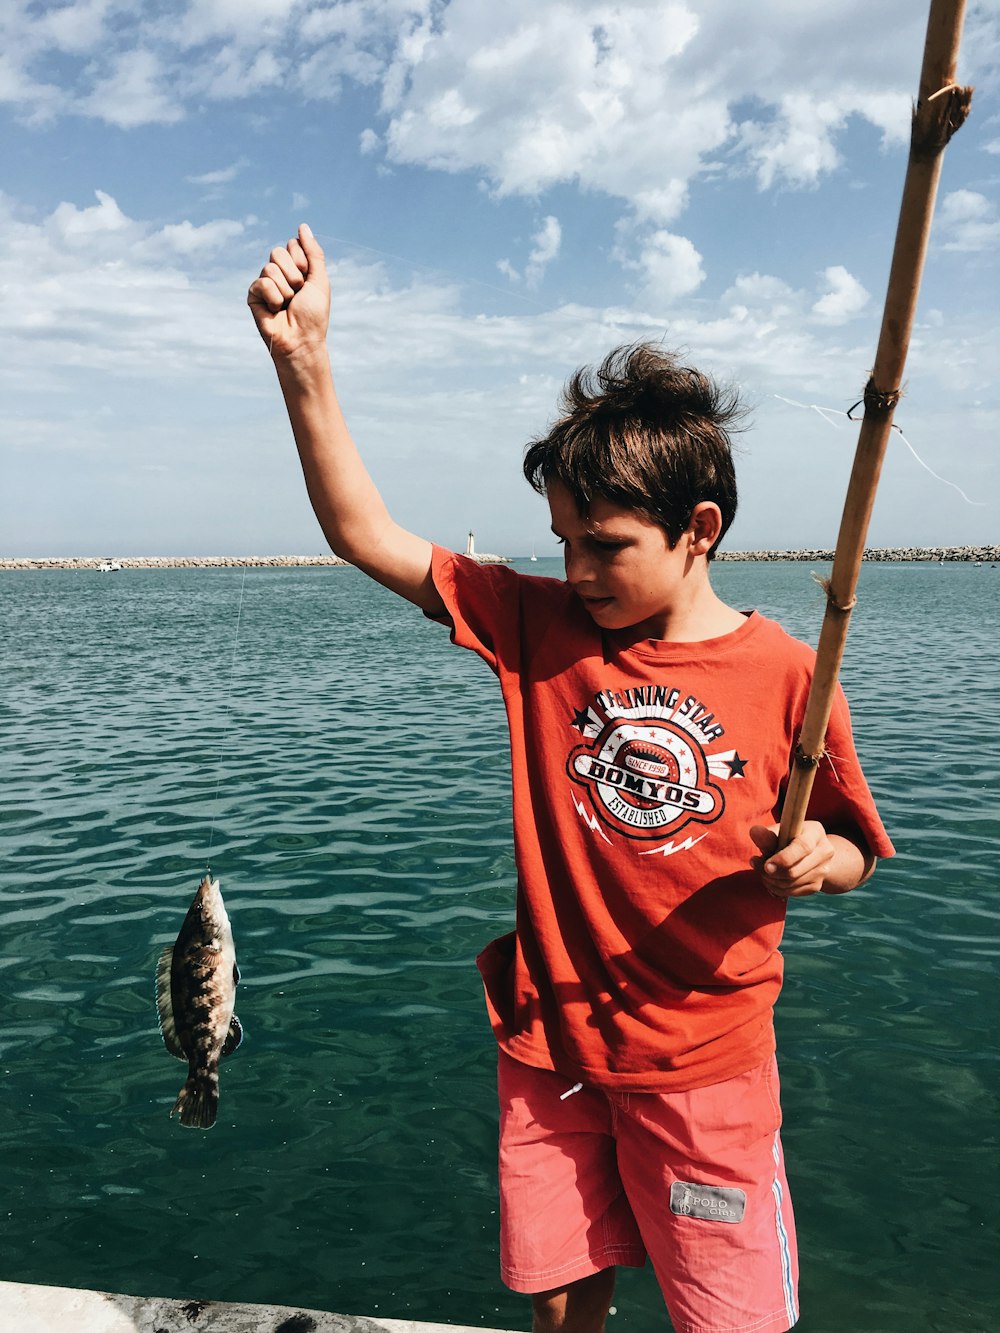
top-left (778, 0), bottom-right (973, 849)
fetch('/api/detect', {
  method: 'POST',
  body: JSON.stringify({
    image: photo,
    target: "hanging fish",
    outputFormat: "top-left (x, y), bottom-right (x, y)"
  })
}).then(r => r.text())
top-left (156, 873), bottom-right (243, 1129)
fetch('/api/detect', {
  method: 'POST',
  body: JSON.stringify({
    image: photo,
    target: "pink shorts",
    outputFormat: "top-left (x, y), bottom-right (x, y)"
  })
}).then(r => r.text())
top-left (497, 1049), bottom-right (799, 1333)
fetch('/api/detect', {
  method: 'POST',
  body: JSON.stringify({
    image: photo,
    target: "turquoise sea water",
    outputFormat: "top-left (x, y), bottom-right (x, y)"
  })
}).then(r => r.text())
top-left (1, 559), bottom-right (997, 1332)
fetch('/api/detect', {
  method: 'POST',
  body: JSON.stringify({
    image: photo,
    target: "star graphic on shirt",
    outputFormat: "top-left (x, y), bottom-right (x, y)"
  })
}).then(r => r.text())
top-left (572, 707), bottom-right (592, 732)
top-left (726, 752), bottom-right (748, 778)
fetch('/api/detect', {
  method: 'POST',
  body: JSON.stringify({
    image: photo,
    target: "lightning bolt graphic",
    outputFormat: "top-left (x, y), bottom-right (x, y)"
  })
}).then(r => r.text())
top-left (638, 832), bottom-right (709, 858)
top-left (571, 794), bottom-right (613, 844)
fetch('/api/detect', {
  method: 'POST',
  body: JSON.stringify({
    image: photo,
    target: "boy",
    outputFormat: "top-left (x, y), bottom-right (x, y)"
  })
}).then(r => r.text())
top-left (248, 225), bottom-right (893, 1333)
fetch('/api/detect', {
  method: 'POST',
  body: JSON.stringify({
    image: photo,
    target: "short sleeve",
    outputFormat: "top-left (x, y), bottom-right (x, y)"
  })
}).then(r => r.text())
top-left (804, 682), bottom-right (895, 860)
top-left (427, 545), bottom-right (524, 675)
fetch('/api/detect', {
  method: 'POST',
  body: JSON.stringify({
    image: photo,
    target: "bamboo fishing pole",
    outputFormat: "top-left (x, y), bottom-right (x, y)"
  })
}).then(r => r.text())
top-left (778, 0), bottom-right (973, 848)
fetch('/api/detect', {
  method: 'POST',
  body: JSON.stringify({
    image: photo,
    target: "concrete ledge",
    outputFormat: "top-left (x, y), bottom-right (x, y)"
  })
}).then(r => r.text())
top-left (0, 1281), bottom-right (518, 1333)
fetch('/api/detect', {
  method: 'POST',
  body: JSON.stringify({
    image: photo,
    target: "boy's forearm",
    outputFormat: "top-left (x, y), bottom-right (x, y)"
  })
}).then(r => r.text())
top-left (274, 346), bottom-right (392, 564)
top-left (821, 832), bottom-right (876, 894)
top-left (272, 346), bottom-right (442, 612)
top-left (249, 226), bottom-right (439, 611)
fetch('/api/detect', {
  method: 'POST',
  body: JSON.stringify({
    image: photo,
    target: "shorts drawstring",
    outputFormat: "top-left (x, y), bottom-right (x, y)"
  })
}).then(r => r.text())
top-left (559, 1081), bottom-right (584, 1101)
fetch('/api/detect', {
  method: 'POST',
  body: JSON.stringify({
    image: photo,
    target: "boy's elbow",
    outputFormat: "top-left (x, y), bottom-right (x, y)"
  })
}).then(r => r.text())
top-left (857, 848), bottom-right (878, 886)
top-left (822, 832), bottom-right (877, 894)
top-left (838, 856), bottom-right (877, 894)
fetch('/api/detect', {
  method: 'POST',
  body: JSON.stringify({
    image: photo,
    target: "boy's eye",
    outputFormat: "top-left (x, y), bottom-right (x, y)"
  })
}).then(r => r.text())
top-left (553, 534), bottom-right (624, 553)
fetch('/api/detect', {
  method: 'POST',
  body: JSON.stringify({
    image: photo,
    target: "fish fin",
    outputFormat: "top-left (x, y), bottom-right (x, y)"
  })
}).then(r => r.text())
top-left (171, 1075), bottom-right (219, 1129)
top-left (221, 1014), bottom-right (243, 1059)
top-left (155, 946), bottom-right (186, 1060)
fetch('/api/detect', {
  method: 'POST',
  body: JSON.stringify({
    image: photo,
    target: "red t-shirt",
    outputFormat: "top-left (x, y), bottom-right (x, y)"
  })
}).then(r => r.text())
top-left (431, 547), bottom-right (895, 1092)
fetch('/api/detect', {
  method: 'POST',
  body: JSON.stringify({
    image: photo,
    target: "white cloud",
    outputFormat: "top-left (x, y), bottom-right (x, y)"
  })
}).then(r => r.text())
top-left (6, 184), bottom-right (982, 414)
top-left (0, 49), bottom-right (64, 122)
top-left (382, 1), bottom-right (724, 209)
top-left (375, 0), bottom-right (933, 215)
top-left (300, 3), bottom-right (370, 44)
top-left (849, 92), bottom-right (911, 146)
top-left (632, 183), bottom-right (689, 227)
top-left (498, 215), bottom-right (562, 288)
top-left (0, 0), bottom-right (964, 230)
top-left (724, 273), bottom-right (797, 307)
top-left (167, 0), bottom-right (301, 51)
top-left (142, 218), bottom-right (247, 257)
top-left (187, 161), bottom-right (247, 186)
top-left (526, 216), bottom-right (561, 287)
top-left (938, 190), bottom-right (1000, 253)
top-left (631, 230), bottom-right (706, 306)
top-left (1, 179), bottom-right (995, 557)
top-left (192, 43), bottom-right (285, 100)
top-left (740, 95), bottom-right (846, 190)
top-left (0, 189), bottom-right (826, 400)
top-left (80, 48), bottom-right (183, 128)
top-left (296, 36), bottom-right (384, 99)
top-left (47, 190), bottom-right (135, 243)
top-left (812, 265), bottom-right (871, 324)
top-left (36, 0), bottom-right (116, 55)
top-left (0, 193), bottom-right (256, 391)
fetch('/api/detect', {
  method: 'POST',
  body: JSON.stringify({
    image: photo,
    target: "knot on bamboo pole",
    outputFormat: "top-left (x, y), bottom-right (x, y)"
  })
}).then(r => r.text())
top-left (860, 375), bottom-right (902, 416)
top-left (793, 742), bottom-right (824, 771)
top-left (911, 83), bottom-right (973, 160)
top-left (817, 577), bottom-right (858, 614)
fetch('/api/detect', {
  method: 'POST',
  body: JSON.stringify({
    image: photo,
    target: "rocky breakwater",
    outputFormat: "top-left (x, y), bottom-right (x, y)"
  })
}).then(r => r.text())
top-left (0, 551), bottom-right (514, 570)
top-left (0, 555), bottom-right (352, 571)
top-left (2, 547), bottom-right (993, 571)
top-left (717, 545), bottom-right (999, 563)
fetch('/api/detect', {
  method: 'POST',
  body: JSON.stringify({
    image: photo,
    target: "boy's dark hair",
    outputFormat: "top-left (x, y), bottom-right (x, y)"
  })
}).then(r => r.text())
top-left (522, 343), bottom-right (744, 558)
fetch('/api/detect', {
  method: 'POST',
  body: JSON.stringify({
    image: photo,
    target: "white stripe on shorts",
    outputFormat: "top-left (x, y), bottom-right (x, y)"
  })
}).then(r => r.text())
top-left (771, 1134), bottom-right (798, 1327)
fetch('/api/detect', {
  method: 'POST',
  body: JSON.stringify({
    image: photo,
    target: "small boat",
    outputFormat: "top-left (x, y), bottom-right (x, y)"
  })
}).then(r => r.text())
top-left (98, 559), bottom-right (123, 572)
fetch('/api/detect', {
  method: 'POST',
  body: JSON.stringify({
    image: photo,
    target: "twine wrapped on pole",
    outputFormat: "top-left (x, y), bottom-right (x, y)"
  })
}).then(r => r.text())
top-left (778, 0), bottom-right (973, 848)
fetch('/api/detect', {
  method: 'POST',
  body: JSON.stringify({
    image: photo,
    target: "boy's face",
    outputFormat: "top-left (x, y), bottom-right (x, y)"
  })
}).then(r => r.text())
top-left (547, 480), bottom-right (702, 640)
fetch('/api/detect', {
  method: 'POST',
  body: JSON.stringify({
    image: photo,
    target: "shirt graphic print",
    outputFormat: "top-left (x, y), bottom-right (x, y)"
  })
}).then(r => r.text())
top-left (567, 682), bottom-right (745, 847)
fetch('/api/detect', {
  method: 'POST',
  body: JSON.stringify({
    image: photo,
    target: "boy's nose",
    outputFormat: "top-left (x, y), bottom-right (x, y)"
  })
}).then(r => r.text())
top-left (564, 546), bottom-right (595, 587)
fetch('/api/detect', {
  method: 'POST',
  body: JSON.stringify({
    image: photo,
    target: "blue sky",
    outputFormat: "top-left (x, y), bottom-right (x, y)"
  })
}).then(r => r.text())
top-left (2, 0), bottom-right (997, 558)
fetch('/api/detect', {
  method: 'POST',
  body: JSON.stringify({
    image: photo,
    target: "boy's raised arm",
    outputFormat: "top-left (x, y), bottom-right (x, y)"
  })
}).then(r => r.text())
top-left (247, 224), bottom-right (443, 616)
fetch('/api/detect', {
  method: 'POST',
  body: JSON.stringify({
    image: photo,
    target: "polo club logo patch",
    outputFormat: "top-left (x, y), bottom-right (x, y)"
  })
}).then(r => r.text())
top-left (670, 1181), bottom-right (747, 1224)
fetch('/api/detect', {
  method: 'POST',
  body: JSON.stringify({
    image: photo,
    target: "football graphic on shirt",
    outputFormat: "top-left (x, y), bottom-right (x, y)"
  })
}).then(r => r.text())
top-left (569, 714), bottom-right (725, 841)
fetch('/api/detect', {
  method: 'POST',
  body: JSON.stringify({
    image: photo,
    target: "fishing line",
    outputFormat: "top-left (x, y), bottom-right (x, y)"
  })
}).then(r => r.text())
top-left (205, 563), bottom-right (249, 872)
top-left (773, 395), bottom-right (987, 507)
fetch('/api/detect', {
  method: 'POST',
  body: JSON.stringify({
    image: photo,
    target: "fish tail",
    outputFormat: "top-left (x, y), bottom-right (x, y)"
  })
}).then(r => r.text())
top-left (172, 1073), bottom-right (219, 1130)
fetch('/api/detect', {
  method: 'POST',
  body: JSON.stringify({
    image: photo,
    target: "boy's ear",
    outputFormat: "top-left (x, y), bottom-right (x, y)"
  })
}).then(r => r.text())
top-left (687, 502), bottom-right (723, 555)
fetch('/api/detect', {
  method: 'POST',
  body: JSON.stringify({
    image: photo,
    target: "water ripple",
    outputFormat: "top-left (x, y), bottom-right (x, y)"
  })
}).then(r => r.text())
top-left (2, 562), bottom-right (997, 1332)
